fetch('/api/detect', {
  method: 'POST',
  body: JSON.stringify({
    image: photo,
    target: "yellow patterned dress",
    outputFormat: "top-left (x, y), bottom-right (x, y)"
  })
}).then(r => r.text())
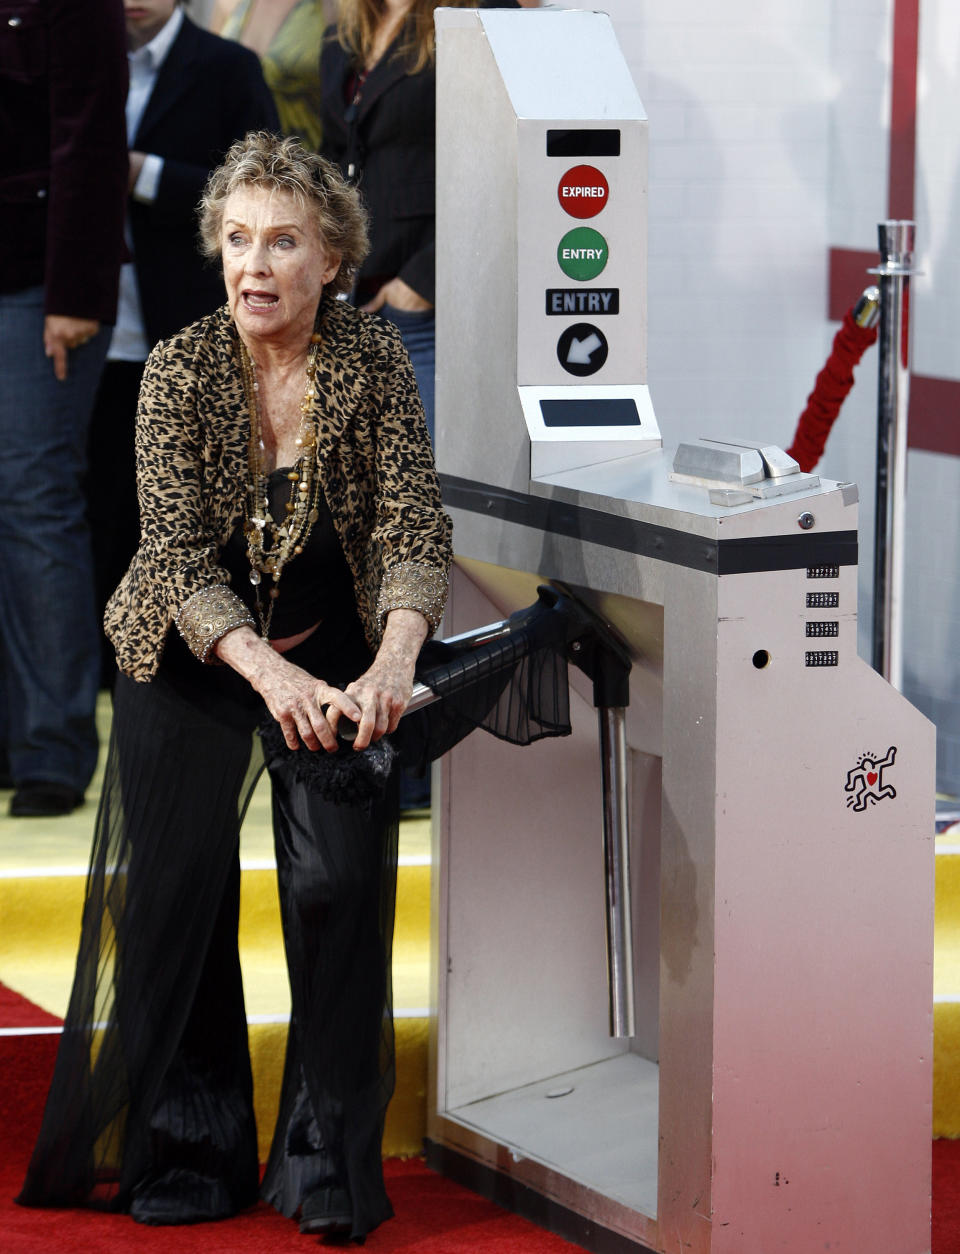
top-left (222, 0), bottom-right (326, 151)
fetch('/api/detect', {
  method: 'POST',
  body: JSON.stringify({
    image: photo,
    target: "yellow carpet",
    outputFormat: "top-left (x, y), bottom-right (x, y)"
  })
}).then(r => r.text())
top-left (935, 830), bottom-right (960, 1136)
top-left (0, 696), bottom-right (432, 1160)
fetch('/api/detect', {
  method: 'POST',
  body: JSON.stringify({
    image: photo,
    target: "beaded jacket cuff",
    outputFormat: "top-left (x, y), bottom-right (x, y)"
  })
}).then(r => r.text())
top-left (175, 585), bottom-right (257, 663)
top-left (377, 562), bottom-right (448, 635)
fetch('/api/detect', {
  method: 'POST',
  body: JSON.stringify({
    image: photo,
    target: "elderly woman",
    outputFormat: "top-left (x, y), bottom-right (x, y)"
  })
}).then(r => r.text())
top-left (18, 132), bottom-right (451, 1242)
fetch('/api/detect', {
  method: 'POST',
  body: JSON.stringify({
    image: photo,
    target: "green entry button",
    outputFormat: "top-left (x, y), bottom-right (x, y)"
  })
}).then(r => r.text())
top-left (557, 227), bottom-right (608, 281)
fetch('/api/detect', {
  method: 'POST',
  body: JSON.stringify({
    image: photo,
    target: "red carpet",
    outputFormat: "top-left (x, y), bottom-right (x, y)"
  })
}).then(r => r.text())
top-left (2, 1002), bottom-right (958, 1252)
top-left (934, 1138), bottom-right (960, 1254)
top-left (0, 982), bottom-right (61, 1029)
top-left (0, 1024), bottom-right (580, 1253)
top-left (1, 1157), bottom-right (581, 1254)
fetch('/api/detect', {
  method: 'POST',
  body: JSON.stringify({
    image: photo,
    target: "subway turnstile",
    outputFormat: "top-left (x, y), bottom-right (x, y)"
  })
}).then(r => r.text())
top-left (427, 10), bottom-right (934, 1254)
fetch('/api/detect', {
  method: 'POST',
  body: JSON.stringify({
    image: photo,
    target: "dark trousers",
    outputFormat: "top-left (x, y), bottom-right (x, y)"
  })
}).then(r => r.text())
top-left (19, 637), bottom-right (398, 1242)
top-left (0, 286), bottom-right (107, 790)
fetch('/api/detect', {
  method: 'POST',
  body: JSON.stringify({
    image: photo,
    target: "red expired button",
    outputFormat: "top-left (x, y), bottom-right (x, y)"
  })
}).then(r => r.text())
top-left (557, 165), bottom-right (609, 218)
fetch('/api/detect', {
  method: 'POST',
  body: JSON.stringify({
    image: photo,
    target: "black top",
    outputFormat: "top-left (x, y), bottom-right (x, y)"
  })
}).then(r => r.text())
top-left (320, 1), bottom-right (520, 307)
top-left (222, 468), bottom-right (363, 647)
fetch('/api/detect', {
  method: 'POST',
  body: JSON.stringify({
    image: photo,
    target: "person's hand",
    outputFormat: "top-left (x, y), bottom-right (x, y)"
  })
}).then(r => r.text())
top-left (215, 625), bottom-right (361, 751)
top-left (260, 657), bottom-right (363, 752)
top-left (341, 655), bottom-right (414, 750)
top-left (128, 150), bottom-right (146, 193)
top-left (360, 276), bottom-right (432, 315)
top-left (340, 607), bottom-right (430, 750)
top-left (215, 608), bottom-right (428, 751)
top-left (43, 316), bottom-right (100, 381)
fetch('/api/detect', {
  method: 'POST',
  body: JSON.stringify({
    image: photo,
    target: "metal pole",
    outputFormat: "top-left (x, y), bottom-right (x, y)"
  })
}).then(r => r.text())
top-left (870, 220), bottom-right (916, 689)
top-left (598, 706), bottom-right (635, 1038)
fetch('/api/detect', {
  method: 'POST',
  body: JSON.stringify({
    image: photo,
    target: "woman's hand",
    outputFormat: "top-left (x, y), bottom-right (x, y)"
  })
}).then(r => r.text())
top-left (341, 609), bottom-right (430, 750)
top-left (215, 626), bottom-right (362, 752)
top-left (360, 276), bottom-right (433, 315)
top-left (258, 659), bottom-right (364, 753)
top-left (214, 608), bottom-right (429, 752)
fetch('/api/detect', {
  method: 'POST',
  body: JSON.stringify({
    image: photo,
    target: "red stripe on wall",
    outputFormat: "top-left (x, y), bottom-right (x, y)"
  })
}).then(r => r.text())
top-left (828, 247), bottom-right (880, 322)
top-left (884, 4), bottom-right (960, 457)
top-left (889, 0), bottom-right (920, 219)
top-left (908, 376), bottom-right (960, 457)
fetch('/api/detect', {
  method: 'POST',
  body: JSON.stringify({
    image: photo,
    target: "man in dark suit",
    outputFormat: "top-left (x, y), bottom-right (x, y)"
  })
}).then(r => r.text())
top-left (86, 0), bottom-right (278, 683)
top-left (0, 0), bottom-right (128, 816)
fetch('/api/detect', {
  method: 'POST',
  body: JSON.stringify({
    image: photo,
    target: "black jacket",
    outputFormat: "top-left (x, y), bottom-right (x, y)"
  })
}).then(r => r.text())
top-left (320, 1), bottom-right (519, 307)
top-left (128, 15), bottom-right (278, 348)
top-left (0, 0), bottom-right (128, 320)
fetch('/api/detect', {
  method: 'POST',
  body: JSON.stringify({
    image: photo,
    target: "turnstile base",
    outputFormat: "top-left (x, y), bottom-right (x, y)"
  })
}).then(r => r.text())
top-left (424, 1135), bottom-right (656, 1254)
top-left (442, 1052), bottom-right (658, 1219)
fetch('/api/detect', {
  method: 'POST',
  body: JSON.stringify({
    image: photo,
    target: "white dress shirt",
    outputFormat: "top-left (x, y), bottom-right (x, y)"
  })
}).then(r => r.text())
top-left (109, 7), bottom-right (184, 362)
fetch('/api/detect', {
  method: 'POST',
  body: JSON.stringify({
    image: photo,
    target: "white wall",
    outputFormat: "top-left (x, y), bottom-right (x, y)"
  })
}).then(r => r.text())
top-left (902, 2), bottom-right (960, 792)
top-left (828, 0), bottom-right (891, 250)
top-left (566, 0), bottom-right (834, 455)
top-left (914, 1), bottom-right (960, 382)
top-left (817, 0), bottom-right (889, 672)
top-left (561, 0), bottom-right (885, 467)
top-left (565, 0), bottom-right (960, 793)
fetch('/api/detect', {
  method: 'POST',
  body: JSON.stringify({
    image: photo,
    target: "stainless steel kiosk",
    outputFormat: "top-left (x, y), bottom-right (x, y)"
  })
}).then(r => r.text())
top-left (428, 10), bottom-right (934, 1253)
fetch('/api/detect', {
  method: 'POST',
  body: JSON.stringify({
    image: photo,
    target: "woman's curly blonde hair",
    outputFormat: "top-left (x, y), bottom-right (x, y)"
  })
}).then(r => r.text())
top-left (198, 131), bottom-right (370, 297)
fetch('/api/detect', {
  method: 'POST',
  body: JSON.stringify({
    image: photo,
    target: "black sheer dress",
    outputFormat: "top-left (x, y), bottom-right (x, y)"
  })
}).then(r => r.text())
top-left (18, 472), bottom-right (399, 1240)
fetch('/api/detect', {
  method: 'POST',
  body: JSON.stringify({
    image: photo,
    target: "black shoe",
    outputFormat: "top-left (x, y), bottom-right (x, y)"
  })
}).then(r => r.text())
top-left (9, 781), bottom-right (83, 817)
top-left (299, 1186), bottom-right (352, 1236)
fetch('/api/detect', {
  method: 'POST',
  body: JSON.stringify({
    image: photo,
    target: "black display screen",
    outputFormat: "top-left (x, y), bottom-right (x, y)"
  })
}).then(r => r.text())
top-left (546, 129), bottom-right (621, 158)
top-left (540, 398), bottom-right (641, 428)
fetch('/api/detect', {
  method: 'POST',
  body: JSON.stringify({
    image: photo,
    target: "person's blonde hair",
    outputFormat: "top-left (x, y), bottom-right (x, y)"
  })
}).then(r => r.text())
top-left (336, 0), bottom-right (478, 74)
top-left (198, 132), bottom-right (369, 298)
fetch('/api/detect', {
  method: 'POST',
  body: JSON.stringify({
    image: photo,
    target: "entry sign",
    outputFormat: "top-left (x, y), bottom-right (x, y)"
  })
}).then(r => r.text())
top-left (557, 227), bottom-right (608, 280)
top-left (558, 165), bottom-right (608, 219)
top-left (556, 322), bottom-right (609, 376)
top-left (546, 288), bottom-right (619, 315)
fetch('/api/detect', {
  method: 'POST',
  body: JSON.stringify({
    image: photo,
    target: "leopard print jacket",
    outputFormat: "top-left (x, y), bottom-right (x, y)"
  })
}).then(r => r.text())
top-left (104, 294), bottom-right (453, 681)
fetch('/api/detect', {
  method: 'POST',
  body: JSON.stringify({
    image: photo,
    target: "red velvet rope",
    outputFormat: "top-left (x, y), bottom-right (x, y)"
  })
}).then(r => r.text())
top-left (786, 309), bottom-right (879, 472)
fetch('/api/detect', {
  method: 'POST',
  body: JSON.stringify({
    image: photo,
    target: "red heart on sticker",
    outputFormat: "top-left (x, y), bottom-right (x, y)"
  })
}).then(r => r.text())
top-left (867, 771), bottom-right (878, 786)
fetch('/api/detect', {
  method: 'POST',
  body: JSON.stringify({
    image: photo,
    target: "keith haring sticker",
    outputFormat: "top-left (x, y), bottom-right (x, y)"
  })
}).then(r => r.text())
top-left (845, 746), bottom-right (897, 812)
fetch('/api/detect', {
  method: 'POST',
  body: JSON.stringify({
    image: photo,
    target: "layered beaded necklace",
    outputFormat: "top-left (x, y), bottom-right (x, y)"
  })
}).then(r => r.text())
top-left (239, 333), bottom-right (324, 640)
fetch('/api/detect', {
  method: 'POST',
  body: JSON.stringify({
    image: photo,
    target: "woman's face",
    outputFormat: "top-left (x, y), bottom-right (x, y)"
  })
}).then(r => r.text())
top-left (221, 185), bottom-right (341, 348)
